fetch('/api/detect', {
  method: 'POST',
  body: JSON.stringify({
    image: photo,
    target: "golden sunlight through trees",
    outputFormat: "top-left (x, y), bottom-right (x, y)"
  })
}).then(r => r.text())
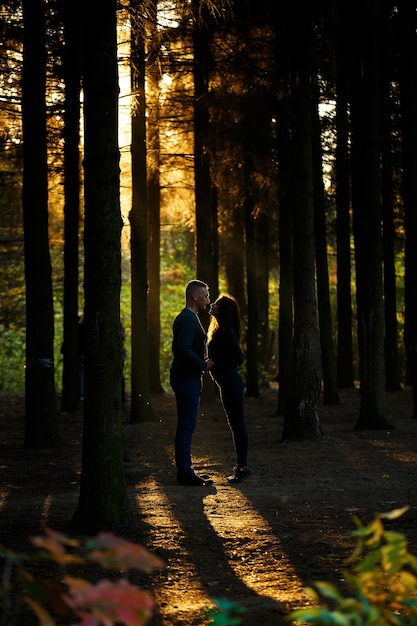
top-left (134, 473), bottom-right (308, 621)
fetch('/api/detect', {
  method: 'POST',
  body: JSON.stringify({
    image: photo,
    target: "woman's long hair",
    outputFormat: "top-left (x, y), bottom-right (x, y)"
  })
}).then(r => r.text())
top-left (208, 294), bottom-right (241, 343)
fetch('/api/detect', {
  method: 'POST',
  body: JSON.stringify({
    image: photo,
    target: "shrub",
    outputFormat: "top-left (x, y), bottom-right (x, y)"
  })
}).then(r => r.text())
top-left (290, 506), bottom-right (417, 626)
top-left (0, 528), bottom-right (164, 625)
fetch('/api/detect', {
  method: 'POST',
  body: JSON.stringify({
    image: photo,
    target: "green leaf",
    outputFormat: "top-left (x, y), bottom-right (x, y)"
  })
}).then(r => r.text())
top-left (313, 581), bottom-right (345, 602)
top-left (378, 506), bottom-right (409, 521)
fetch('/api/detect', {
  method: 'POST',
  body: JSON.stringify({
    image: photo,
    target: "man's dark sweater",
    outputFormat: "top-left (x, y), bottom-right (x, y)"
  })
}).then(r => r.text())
top-left (171, 308), bottom-right (207, 379)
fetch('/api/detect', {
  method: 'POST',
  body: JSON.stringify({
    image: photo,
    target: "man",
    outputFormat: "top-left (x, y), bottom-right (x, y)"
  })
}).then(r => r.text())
top-left (170, 280), bottom-right (215, 486)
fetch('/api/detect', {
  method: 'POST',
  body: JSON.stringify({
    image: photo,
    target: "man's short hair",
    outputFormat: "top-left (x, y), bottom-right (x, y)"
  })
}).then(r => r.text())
top-left (186, 280), bottom-right (208, 299)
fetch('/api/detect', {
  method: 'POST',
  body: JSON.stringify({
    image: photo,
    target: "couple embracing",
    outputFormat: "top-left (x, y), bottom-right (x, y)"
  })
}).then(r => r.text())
top-left (170, 280), bottom-right (253, 487)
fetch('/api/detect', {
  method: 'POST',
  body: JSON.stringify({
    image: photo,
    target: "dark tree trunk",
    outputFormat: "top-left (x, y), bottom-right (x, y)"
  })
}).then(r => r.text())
top-left (311, 85), bottom-right (339, 405)
top-left (244, 199), bottom-right (260, 398)
top-left (71, 0), bottom-right (131, 533)
top-left (381, 48), bottom-right (401, 393)
top-left (243, 113), bottom-right (260, 398)
top-left (273, 2), bottom-right (293, 415)
top-left (276, 104), bottom-right (293, 415)
top-left (61, 0), bottom-right (82, 413)
top-left (224, 200), bottom-right (246, 316)
top-left (147, 0), bottom-right (164, 394)
top-left (193, 0), bottom-right (218, 326)
top-left (21, 0), bottom-right (59, 449)
top-left (256, 210), bottom-right (270, 381)
top-left (398, 1), bottom-right (417, 415)
top-left (129, 2), bottom-right (155, 422)
top-left (335, 25), bottom-right (355, 389)
top-left (282, 1), bottom-right (322, 440)
top-left (349, 2), bottom-right (388, 430)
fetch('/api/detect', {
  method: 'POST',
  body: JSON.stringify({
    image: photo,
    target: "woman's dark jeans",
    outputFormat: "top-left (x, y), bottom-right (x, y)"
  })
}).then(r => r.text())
top-left (170, 372), bottom-right (202, 479)
top-left (216, 371), bottom-right (248, 468)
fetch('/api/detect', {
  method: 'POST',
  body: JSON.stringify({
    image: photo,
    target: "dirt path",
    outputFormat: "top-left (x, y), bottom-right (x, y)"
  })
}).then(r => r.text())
top-left (1, 386), bottom-right (417, 625)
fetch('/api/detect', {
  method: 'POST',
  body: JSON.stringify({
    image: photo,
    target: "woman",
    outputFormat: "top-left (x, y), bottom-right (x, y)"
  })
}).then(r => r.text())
top-left (208, 294), bottom-right (253, 483)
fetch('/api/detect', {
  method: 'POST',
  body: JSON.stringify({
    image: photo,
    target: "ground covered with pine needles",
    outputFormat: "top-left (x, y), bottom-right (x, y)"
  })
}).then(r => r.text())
top-left (1, 384), bottom-right (417, 625)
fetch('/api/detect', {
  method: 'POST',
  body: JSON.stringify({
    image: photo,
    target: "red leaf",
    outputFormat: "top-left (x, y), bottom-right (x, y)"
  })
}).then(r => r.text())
top-left (87, 533), bottom-right (164, 572)
top-left (63, 577), bottom-right (155, 626)
top-left (30, 528), bottom-right (82, 565)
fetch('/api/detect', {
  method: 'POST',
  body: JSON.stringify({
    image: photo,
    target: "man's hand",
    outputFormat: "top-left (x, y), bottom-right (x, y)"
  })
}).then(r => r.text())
top-left (204, 358), bottom-right (215, 372)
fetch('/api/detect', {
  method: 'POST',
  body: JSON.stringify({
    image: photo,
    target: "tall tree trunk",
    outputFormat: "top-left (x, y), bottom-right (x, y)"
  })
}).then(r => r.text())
top-left (334, 24), bottom-right (355, 389)
top-left (192, 0), bottom-right (218, 402)
top-left (72, 0), bottom-right (131, 533)
top-left (242, 111), bottom-right (260, 398)
top-left (312, 85), bottom-right (339, 405)
top-left (61, 0), bottom-right (82, 413)
top-left (256, 210), bottom-right (270, 382)
top-left (274, 2), bottom-right (293, 415)
top-left (224, 200), bottom-right (246, 315)
top-left (22, 0), bottom-right (59, 449)
top-left (282, 1), bottom-right (322, 440)
top-left (350, 2), bottom-right (388, 430)
top-left (193, 0), bottom-right (218, 327)
top-left (244, 184), bottom-right (260, 398)
top-left (276, 104), bottom-right (293, 415)
top-left (130, 2), bottom-right (155, 422)
top-left (398, 1), bottom-right (417, 409)
top-left (381, 48), bottom-right (401, 392)
top-left (147, 0), bottom-right (164, 394)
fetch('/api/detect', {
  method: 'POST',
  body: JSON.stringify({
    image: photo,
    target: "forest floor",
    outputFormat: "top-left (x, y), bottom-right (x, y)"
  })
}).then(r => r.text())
top-left (1, 384), bottom-right (417, 625)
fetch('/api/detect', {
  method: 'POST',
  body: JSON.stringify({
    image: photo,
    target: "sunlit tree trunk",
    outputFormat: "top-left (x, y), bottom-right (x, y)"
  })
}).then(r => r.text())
top-left (350, 2), bottom-right (388, 430)
top-left (192, 0), bottom-right (218, 402)
top-left (282, 1), bottom-right (322, 440)
top-left (22, 0), bottom-right (59, 449)
top-left (72, 0), bottom-right (131, 532)
top-left (312, 84), bottom-right (339, 405)
top-left (193, 0), bottom-right (218, 328)
top-left (147, 0), bottom-right (164, 394)
top-left (129, 1), bottom-right (155, 422)
top-left (61, 0), bottom-right (82, 413)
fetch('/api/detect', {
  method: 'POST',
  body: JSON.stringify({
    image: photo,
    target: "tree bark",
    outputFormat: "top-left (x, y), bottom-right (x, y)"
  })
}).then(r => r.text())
top-left (282, 2), bottom-right (322, 440)
top-left (22, 0), bottom-right (59, 449)
top-left (381, 45), bottom-right (401, 392)
top-left (147, 0), bottom-right (164, 394)
top-left (61, 0), bottom-right (82, 413)
top-left (311, 85), bottom-right (339, 405)
top-left (334, 23), bottom-right (355, 389)
top-left (398, 1), bottom-right (417, 408)
top-left (256, 210), bottom-right (270, 381)
top-left (349, 2), bottom-right (388, 429)
top-left (193, 0), bottom-right (218, 323)
top-left (71, 0), bottom-right (131, 532)
top-left (276, 103), bottom-right (293, 415)
top-left (130, 1), bottom-right (155, 422)
top-left (274, 1), bottom-right (293, 415)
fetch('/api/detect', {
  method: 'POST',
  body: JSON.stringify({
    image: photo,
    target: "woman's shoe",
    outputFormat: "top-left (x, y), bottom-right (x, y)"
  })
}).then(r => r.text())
top-left (228, 465), bottom-right (253, 483)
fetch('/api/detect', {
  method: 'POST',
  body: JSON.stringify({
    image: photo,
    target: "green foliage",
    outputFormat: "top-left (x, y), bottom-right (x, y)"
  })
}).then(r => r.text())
top-left (0, 528), bottom-right (165, 625)
top-left (0, 326), bottom-right (25, 393)
top-left (290, 506), bottom-right (417, 626)
top-left (207, 597), bottom-right (245, 625)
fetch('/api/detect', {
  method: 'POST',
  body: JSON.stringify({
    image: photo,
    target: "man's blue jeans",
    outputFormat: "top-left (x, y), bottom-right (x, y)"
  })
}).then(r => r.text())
top-left (170, 373), bottom-right (202, 479)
